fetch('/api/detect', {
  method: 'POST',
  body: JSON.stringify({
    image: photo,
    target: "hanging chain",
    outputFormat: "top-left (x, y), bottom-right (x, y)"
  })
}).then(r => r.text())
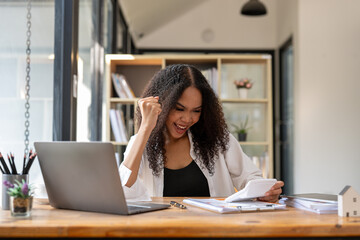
top-left (24, 0), bottom-right (32, 157)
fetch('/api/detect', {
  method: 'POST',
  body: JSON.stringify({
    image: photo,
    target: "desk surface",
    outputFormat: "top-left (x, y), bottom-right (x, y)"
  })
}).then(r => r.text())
top-left (1, 197), bottom-right (360, 238)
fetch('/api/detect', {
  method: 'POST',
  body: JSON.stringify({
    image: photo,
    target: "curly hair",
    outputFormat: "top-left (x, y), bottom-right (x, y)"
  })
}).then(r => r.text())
top-left (136, 64), bottom-right (229, 176)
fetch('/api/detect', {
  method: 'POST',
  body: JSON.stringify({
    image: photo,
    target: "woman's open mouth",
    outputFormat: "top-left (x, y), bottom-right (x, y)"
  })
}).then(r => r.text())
top-left (174, 123), bottom-right (188, 134)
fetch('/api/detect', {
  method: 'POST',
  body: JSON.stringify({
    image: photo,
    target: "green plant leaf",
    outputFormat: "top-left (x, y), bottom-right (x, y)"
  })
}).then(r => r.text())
top-left (231, 114), bottom-right (252, 134)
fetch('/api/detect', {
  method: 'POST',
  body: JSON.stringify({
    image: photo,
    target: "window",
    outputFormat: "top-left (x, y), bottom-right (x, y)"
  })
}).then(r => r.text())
top-left (0, 1), bottom-right (55, 187)
top-left (77, 0), bottom-right (113, 141)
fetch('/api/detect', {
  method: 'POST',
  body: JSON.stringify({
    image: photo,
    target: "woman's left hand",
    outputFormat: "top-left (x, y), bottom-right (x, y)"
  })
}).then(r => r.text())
top-left (257, 180), bottom-right (284, 203)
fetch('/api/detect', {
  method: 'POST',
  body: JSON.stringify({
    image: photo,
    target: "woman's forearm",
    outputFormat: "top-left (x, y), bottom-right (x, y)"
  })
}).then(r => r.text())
top-left (122, 125), bottom-right (152, 187)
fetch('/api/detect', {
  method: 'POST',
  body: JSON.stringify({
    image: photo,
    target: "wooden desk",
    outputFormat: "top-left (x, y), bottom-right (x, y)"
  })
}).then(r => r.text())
top-left (0, 197), bottom-right (360, 238)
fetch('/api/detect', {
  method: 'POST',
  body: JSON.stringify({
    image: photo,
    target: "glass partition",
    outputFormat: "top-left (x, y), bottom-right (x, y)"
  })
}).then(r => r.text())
top-left (0, 1), bottom-right (55, 188)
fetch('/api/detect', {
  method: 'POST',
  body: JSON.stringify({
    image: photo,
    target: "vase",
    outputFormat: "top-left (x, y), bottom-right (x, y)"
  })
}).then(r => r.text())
top-left (2, 174), bottom-right (29, 210)
top-left (10, 196), bottom-right (33, 217)
top-left (237, 88), bottom-right (248, 99)
top-left (238, 133), bottom-right (247, 141)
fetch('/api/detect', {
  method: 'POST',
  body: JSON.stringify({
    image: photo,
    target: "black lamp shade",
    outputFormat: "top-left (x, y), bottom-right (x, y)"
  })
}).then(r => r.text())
top-left (241, 0), bottom-right (267, 16)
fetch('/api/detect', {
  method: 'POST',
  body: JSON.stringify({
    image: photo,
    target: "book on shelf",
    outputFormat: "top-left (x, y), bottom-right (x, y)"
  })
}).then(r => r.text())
top-left (109, 109), bottom-right (122, 142)
top-left (115, 109), bottom-right (128, 142)
top-left (111, 73), bottom-right (127, 98)
top-left (183, 179), bottom-right (285, 214)
top-left (280, 193), bottom-right (338, 214)
top-left (109, 109), bottom-right (128, 142)
top-left (201, 67), bottom-right (218, 94)
top-left (111, 73), bottom-right (135, 99)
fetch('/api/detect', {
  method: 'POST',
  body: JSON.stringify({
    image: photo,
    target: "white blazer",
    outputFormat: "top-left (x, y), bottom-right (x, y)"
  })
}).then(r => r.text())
top-left (119, 132), bottom-right (263, 201)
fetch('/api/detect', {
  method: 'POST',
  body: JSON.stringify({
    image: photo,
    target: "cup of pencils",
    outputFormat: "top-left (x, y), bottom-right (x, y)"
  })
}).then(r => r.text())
top-left (1, 150), bottom-right (37, 210)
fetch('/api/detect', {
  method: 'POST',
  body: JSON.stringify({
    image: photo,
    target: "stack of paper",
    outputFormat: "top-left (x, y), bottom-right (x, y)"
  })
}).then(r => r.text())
top-left (281, 193), bottom-right (338, 214)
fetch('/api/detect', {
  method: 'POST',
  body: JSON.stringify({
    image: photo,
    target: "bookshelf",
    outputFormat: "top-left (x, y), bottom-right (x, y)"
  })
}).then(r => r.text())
top-left (104, 54), bottom-right (273, 178)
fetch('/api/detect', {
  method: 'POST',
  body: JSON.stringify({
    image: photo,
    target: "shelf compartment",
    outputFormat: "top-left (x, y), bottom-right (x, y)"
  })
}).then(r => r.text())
top-left (220, 61), bottom-right (267, 99)
top-left (223, 102), bottom-right (268, 142)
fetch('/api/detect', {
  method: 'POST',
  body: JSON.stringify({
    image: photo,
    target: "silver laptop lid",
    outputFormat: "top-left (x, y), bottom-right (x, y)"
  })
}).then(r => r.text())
top-left (34, 142), bottom-right (129, 215)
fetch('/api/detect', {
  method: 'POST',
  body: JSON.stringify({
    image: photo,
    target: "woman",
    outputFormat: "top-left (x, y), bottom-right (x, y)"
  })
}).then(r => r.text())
top-left (119, 64), bottom-right (283, 202)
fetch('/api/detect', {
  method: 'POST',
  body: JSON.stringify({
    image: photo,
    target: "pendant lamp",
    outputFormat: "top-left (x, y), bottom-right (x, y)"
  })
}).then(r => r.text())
top-left (241, 0), bottom-right (267, 16)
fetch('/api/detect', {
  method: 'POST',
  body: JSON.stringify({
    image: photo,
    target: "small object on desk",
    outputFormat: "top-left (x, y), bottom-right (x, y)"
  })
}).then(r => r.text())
top-left (2, 174), bottom-right (29, 210)
top-left (170, 201), bottom-right (187, 209)
top-left (338, 185), bottom-right (360, 217)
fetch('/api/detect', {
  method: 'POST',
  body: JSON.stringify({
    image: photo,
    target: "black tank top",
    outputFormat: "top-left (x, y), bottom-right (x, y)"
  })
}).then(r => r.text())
top-left (163, 160), bottom-right (210, 197)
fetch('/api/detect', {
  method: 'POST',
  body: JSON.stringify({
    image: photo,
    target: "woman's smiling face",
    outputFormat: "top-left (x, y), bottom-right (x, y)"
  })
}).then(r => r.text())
top-left (165, 86), bottom-right (202, 141)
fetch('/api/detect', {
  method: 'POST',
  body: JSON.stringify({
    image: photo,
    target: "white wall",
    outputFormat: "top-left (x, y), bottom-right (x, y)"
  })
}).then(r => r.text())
top-left (294, 0), bottom-right (360, 194)
top-left (276, 0), bottom-right (298, 45)
top-left (135, 0), bottom-right (278, 49)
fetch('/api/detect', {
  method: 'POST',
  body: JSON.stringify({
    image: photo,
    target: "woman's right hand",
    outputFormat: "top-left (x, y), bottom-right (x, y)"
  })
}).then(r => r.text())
top-left (123, 96), bottom-right (162, 188)
top-left (138, 96), bottom-right (162, 132)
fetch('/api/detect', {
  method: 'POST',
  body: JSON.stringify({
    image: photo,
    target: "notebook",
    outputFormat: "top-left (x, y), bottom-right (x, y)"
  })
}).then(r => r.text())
top-left (34, 141), bottom-right (170, 215)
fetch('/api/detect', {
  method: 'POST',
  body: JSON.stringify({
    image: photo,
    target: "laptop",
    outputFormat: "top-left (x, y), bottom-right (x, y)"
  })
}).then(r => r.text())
top-left (34, 141), bottom-right (170, 215)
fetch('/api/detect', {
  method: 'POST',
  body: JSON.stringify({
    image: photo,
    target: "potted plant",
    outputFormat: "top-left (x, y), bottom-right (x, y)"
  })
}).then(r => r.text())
top-left (231, 115), bottom-right (251, 141)
top-left (3, 179), bottom-right (33, 217)
top-left (233, 78), bottom-right (253, 99)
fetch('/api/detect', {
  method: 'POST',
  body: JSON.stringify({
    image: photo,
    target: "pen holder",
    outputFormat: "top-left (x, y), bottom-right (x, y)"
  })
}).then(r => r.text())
top-left (2, 174), bottom-right (29, 210)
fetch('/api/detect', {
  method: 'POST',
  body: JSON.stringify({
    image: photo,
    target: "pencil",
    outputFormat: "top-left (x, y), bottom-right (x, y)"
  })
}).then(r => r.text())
top-left (11, 153), bottom-right (17, 174)
top-left (24, 153), bottom-right (33, 174)
top-left (0, 153), bottom-right (11, 174)
top-left (24, 153), bottom-right (36, 174)
top-left (24, 149), bottom-right (32, 172)
top-left (22, 153), bottom-right (26, 175)
top-left (7, 154), bottom-right (15, 174)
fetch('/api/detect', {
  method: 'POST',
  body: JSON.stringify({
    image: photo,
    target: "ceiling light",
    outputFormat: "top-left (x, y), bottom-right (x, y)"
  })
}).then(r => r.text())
top-left (241, 0), bottom-right (267, 16)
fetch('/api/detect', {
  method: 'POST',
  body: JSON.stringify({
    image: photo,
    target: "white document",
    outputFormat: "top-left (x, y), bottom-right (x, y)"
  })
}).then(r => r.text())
top-left (225, 179), bottom-right (277, 203)
top-left (183, 198), bottom-right (286, 214)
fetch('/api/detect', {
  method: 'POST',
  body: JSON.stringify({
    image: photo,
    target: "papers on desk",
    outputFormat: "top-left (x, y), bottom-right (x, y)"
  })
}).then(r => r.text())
top-left (183, 198), bottom-right (286, 214)
top-left (182, 179), bottom-right (286, 214)
top-left (281, 193), bottom-right (338, 214)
